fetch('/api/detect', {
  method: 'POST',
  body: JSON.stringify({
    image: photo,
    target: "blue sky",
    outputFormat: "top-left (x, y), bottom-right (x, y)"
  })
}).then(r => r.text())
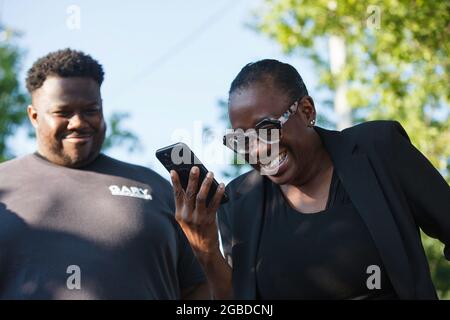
top-left (2, 0), bottom-right (319, 183)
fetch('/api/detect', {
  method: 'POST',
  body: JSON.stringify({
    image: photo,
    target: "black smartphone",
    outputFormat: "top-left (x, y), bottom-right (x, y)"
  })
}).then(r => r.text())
top-left (155, 142), bottom-right (229, 206)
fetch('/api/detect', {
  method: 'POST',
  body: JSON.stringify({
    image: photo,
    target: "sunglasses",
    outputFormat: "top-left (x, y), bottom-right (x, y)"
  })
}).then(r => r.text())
top-left (223, 99), bottom-right (299, 155)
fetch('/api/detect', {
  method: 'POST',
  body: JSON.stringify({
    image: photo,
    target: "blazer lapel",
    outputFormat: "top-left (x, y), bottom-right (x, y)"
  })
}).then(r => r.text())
top-left (315, 126), bottom-right (414, 299)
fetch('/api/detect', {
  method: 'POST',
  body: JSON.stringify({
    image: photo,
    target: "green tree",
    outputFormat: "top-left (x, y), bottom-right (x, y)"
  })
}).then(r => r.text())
top-left (249, 0), bottom-right (449, 298)
top-left (0, 28), bottom-right (140, 162)
top-left (0, 32), bottom-right (28, 162)
top-left (102, 112), bottom-right (141, 153)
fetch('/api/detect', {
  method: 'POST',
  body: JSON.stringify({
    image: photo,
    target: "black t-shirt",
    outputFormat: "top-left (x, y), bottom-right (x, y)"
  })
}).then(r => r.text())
top-left (256, 169), bottom-right (398, 299)
top-left (0, 153), bottom-right (205, 299)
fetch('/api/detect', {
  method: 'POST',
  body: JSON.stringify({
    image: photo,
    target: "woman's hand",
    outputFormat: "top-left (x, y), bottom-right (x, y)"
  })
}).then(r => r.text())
top-left (170, 166), bottom-right (225, 258)
top-left (171, 167), bottom-right (233, 299)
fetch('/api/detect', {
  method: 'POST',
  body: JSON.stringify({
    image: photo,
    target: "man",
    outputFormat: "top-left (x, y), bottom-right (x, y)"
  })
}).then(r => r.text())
top-left (0, 48), bottom-right (208, 299)
top-left (172, 59), bottom-right (450, 299)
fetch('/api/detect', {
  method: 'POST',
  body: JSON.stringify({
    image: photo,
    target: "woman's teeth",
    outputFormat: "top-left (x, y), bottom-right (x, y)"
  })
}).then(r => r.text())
top-left (261, 151), bottom-right (288, 171)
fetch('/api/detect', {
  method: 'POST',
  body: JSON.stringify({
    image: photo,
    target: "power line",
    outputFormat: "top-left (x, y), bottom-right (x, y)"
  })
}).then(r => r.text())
top-left (130, 0), bottom-right (241, 83)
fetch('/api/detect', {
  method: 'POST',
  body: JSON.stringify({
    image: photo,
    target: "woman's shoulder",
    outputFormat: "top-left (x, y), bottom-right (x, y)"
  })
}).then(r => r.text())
top-left (341, 120), bottom-right (410, 147)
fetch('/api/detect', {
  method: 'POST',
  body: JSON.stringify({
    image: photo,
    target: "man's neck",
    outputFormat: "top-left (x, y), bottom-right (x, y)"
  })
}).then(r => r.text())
top-left (34, 150), bottom-right (101, 168)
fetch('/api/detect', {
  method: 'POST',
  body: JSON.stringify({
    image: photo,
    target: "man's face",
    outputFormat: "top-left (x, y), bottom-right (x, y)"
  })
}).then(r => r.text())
top-left (28, 76), bottom-right (106, 168)
top-left (228, 82), bottom-right (317, 186)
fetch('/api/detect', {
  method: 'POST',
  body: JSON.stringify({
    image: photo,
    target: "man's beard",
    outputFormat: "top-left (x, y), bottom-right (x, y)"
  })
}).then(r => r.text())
top-left (41, 126), bottom-right (106, 168)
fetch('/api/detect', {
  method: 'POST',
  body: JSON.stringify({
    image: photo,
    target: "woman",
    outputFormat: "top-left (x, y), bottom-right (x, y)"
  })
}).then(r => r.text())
top-left (170, 59), bottom-right (450, 299)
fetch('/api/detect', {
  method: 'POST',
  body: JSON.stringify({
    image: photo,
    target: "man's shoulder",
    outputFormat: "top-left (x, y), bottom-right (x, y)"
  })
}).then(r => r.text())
top-left (0, 154), bottom-right (36, 172)
top-left (99, 154), bottom-right (171, 188)
top-left (99, 154), bottom-right (149, 172)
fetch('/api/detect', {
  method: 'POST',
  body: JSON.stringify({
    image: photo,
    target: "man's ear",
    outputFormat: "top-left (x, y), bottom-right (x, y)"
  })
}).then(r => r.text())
top-left (27, 105), bottom-right (39, 128)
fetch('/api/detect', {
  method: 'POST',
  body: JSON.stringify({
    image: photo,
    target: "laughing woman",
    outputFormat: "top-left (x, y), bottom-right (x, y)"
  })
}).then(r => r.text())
top-left (170, 59), bottom-right (450, 300)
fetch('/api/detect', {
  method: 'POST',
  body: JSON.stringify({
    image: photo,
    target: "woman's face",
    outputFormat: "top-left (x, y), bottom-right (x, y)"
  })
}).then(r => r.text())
top-left (228, 82), bottom-right (318, 186)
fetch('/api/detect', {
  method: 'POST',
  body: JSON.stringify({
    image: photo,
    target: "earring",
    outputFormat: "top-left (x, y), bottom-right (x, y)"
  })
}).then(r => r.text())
top-left (309, 119), bottom-right (316, 127)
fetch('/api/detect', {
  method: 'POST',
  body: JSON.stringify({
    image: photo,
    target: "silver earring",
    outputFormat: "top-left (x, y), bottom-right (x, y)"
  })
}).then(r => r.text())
top-left (309, 119), bottom-right (316, 126)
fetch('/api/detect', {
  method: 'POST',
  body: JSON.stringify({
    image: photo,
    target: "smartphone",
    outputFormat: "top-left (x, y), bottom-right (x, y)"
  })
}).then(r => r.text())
top-left (155, 142), bottom-right (229, 206)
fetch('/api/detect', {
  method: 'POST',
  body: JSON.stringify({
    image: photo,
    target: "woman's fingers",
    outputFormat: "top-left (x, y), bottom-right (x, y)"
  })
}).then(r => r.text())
top-left (194, 171), bottom-right (214, 223)
top-left (171, 166), bottom-right (225, 228)
top-left (170, 170), bottom-right (184, 216)
top-left (184, 166), bottom-right (200, 221)
top-left (207, 182), bottom-right (225, 218)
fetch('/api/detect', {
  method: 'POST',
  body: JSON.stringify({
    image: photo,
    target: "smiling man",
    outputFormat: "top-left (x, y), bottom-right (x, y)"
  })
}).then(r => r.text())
top-left (0, 49), bottom-right (208, 300)
top-left (28, 74), bottom-right (105, 168)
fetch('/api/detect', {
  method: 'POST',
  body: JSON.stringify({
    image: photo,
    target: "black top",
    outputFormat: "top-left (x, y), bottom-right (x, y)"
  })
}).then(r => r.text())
top-left (256, 169), bottom-right (398, 299)
top-left (0, 153), bottom-right (205, 299)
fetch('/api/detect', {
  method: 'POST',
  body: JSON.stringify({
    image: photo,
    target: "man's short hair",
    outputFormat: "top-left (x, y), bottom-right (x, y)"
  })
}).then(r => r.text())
top-left (26, 48), bottom-right (104, 93)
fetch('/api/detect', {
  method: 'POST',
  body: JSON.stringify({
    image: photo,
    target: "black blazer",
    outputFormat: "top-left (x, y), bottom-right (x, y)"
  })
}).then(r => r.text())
top-left (217, 120), bottom-right (450, 299)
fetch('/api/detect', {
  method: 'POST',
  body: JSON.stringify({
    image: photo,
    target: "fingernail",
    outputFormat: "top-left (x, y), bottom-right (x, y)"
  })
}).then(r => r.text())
top-left (219, 183), bottom-right (225, 189)
top-left (207, 172), bottom-right (213, 179)
top-left (170, 170), bottom-right (175, 177)
top-left (192, 166), bottom-right (199, 174)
